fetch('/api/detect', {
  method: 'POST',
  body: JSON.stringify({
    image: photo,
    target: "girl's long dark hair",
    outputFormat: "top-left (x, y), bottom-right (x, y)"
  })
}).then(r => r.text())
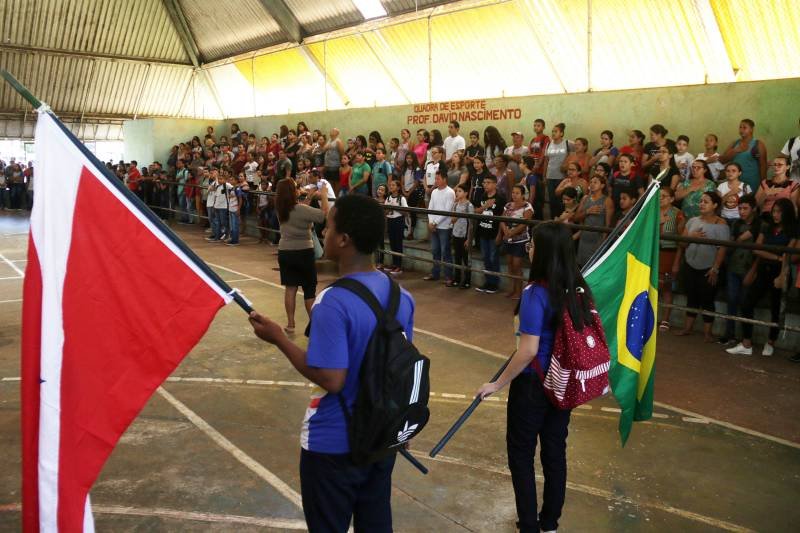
top-left (276, 178), bottom-right (298, 222)
top-left (519, 221), bottom-right (595, 330)
top-left (770, 198), bottom-right (798, 238)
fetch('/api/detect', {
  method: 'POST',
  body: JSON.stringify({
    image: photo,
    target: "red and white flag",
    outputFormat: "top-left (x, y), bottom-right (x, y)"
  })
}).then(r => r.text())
top-left (22, 112), bottom-right (233, 531)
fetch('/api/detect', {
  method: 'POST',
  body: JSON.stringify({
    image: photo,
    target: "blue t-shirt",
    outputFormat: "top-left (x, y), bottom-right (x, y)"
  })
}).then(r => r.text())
top-left (518, 284), bottom-right (556, 374)
top-left (302, 271), bottom-right (415, 453)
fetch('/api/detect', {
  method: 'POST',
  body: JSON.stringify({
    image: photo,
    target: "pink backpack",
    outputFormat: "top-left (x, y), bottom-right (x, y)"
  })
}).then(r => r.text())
top-left (534, 291), bottom-right (611, 410)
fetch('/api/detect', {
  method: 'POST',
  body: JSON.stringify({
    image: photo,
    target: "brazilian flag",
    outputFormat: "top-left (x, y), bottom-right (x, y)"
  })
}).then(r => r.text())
top-left (583, 183), bottom-right (660, 445)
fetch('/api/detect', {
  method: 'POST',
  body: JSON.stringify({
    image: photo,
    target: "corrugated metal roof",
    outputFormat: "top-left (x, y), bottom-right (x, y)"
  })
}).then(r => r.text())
top-left (382, 0), bottom-right (452, 15)
top-left (1, 0), bottom-right (189, 63)
top-left (283, 0), bottom-right (363, 35)
top-left (177, 0), bottom-right (284, 63)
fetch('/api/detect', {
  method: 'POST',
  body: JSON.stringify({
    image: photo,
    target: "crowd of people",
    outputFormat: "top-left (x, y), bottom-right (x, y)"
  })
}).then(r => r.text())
top-left (111, 116), bottom-right (800, 361)
top-left (0, 158), bottom-right (34, 210)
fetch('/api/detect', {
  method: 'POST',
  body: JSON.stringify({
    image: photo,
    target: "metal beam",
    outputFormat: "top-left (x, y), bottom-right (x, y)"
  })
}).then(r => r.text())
top-left (161, 0), bottom-right (202, 67)
top-left (258, 0), bottom-right (304, 43)
top-left (360, 33), bottom-right (411, 104)
top-left (201, 69), bottom-right (227, 119)
top-left (0, 43), bottom-right (193, 68)
top-left (297, 45), bottom-right (350, 108)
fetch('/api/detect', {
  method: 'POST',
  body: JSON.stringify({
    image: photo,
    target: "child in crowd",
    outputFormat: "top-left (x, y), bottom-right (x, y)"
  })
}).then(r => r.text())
top-left (451, 183), bottom-right (474, 289)
top-left (226, 173), bottom-right (242, 246)
top-left (375, 184), bottom-right (388, 269)
top-left (719, 194), bottom-right (760, 345)
top-left (616, 187), bottom-right (639, 228)
top-left (234, 173), bottom-right (250, 235)
top-left (717, 162), bottom-right (752, 222)
top-left (555, 186), bottom-right (579, 224)
top-left (498, 184), bottom-right (533, 300)
top-left (384, 180), bottom-right (407, 274)
top-left (257, 178), bottom-right (274, 244)
top-left (674, 135), bottom-right (695, 181)
top-left (696, 133), bottom-right (725, 181)
top-left (475, 175), bottom-right (504, 294)
top-left (657, 187), bottom-right (685, 331)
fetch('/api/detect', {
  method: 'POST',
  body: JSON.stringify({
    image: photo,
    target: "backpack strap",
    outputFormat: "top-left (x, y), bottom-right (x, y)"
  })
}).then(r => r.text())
top-left (329, 271), bottom-right (400, 321)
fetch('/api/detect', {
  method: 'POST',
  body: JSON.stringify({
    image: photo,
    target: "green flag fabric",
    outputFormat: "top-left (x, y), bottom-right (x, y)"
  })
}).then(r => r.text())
top-left (583, 183), bottom-right (660, 445)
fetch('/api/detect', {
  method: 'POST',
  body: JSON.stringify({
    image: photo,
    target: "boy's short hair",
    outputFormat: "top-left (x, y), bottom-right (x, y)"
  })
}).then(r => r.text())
top-left (739, 193), bottom-right (757, 209)
top-left (333, 195), bottom-right (386, 255)
top-left (483, 174), bottom-right (498, 182)
top-left (620, 186), bottom-right (639, 201)
top-left (677, 135), bottom-right (690, 144)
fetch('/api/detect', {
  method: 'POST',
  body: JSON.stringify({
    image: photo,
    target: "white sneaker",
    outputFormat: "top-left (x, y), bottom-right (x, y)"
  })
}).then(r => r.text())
top-left (762, 343), bottom-right (774, 357)
top-left (726, 343), bottom-right (752, 356)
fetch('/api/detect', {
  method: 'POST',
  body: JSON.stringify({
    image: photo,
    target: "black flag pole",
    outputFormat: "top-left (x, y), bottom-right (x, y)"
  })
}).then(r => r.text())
top-left (428, 182), bottom-right (663, 457)
top-left (429, 351), bottom-right (515, 458)
top-left (0, 69), bottom-right (254, 314)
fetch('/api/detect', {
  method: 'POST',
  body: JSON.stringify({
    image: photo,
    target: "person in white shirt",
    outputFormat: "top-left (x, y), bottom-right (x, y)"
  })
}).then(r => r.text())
top-left (673, 135), bottom-right (695, 182)
top-left (780, 117), bottom-right (800, 181)
top-left (244, 153), bottom-right (259, 185)
top-left (424, 146), bottom-right (443, 199)
top-left (424, 167), bottom-right (456, 284)
top-left (695, 133), bottom-right (725, 181)
top-left (443, 120), bottom-right (466, 164)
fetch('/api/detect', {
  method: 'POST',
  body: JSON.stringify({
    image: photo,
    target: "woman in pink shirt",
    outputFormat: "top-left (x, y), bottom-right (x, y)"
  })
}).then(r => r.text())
top-left (414, 129), bottom-right (430, 167)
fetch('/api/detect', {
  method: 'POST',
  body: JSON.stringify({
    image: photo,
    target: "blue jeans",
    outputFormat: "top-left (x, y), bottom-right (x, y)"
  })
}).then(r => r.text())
top-left (430, 228), bottom-right (453, 279)
top-left (213, 208), bottom-right (229, 240)
top-left (547, 179), bottom-right (563, 219)
top-left (480, 237), bottom-right (500, 289)
top-left (206, 206), bottom-right (219, 235)
top-left (228, 211), bottom-right (240, 243)
top-left (178, 194), bottom-right (191, 222)
top-left (725, 270), bottom-right (744, 339)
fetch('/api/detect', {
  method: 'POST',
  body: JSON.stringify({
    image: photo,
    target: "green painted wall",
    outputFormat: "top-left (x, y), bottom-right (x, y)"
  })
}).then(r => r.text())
top-left (228, 78), bottom-right (800, 157)
top-left (123, 117), bottom-right (226, 164)
top-left (123, 79), bottom-right (800, 164)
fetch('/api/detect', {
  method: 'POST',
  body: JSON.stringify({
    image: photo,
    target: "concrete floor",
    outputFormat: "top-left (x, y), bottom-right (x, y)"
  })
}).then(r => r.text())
top-left (1, 212), bottom-right (799, 532)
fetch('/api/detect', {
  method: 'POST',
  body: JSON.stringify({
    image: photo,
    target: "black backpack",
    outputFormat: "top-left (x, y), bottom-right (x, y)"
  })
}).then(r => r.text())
top-left (328, 275), bottom-right (430, 465)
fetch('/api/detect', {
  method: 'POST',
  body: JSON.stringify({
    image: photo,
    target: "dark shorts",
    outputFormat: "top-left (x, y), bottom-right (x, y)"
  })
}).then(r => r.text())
top-left (278, 248), bottom-right (317, 299)
top-left (503, 241), bottom-right (528, 258)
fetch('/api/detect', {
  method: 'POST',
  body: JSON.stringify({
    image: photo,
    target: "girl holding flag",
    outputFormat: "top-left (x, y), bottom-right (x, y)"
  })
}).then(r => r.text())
top-left (477, 222), bottom-right (597, 533)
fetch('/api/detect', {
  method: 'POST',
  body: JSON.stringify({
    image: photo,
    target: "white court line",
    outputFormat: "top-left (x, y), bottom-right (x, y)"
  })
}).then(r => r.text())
top-left (0, 252), bottom-right (25, 277)
top-left (0, 298), bottom-right (21, 304)
top-left (420, 453), bottom-right (755, 533)
top-left (0, 503), bottom-right (306, 530)
top-left (0, 276), bottom-right (22, 280)
top-left (204, 259), bottom-right (800, 451)
top-left (156, 387), bottom-right (303, 510)
top-left (11, 259), bottom-right (27, 263)
top-left (225, 278), bottom-right (257, 283)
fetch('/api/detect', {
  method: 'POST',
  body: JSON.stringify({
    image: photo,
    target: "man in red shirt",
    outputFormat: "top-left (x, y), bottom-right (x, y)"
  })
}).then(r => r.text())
top-left (127, 161), bottom-right (142, 199)
top-left (528, 119), bottom-right (550, 220)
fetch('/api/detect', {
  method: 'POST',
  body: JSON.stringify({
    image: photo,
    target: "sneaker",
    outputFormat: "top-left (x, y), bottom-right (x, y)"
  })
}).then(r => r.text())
top-left (475, 286), bottom-right (487, 293)
top-left (389, 268), bottom-right (403, 275)
top-left (225, 241), bottom-right (240, 246)
top-left (459, 283), bottom-right (470, 289)
top-left (726, 343), bottom-right (752, 356)
top-left (204, 228), bottom-right (213, 234)
top-left (205, 237), bottom-right (218, 242)
top-left (483, 286), bottom-right (498, 294)
top-left (761, 343), bottom-right (774, 357)
top-left (789, 353), bottom-right (800, 363)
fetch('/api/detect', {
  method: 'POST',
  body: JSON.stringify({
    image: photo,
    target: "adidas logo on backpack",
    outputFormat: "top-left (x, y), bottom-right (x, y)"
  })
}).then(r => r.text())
top-left (328, 274), bottom-right (430, 465)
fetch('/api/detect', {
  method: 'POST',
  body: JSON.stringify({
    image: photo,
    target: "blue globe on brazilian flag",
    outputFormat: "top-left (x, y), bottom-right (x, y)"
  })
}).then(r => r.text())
top-left (583, 183), bottom-right (660, 445)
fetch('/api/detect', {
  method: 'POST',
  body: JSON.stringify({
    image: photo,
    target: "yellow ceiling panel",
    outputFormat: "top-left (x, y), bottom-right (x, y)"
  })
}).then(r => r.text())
top-left (589, 0), bottom-right (708, 91)
top-left (712, 0), bottom-right (800, 81)
top-left (306, 36), bottom-right (409, 108)
top-left (430, 2), bottom-right (565, 101)
top-left (362, 20), bottom-right (430, 104)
